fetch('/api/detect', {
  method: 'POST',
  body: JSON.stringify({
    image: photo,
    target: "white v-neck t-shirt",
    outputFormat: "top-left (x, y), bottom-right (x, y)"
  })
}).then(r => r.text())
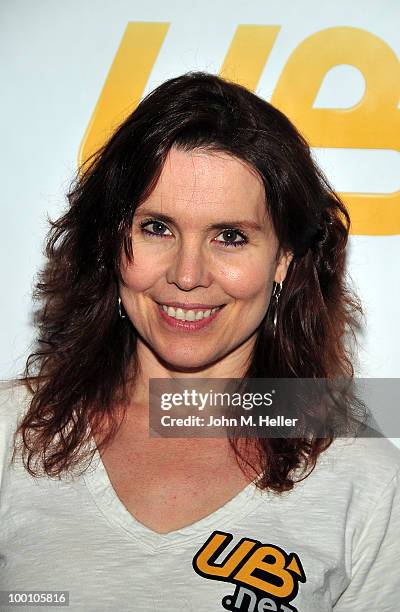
top-left (1, 381), bottom-right (400, 612)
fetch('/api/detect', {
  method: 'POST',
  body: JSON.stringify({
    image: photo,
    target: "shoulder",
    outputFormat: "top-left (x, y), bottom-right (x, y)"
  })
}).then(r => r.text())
top-left (0, 379), bottom-right (32, 424)
top-left (288, 434), bottom-right (400, 510)
top-left (322, 435), bottom-right (400, 479)
top-left (309, 435), bottom-right (400, 510)
top-left (0, 380), bottom-right (32, 458)
top-left (281, 436), bottom-right (400, 557)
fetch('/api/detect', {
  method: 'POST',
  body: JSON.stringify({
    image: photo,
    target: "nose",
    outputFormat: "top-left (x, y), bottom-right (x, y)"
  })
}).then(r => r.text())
top-left (166, 237), bottom-right (213, 290)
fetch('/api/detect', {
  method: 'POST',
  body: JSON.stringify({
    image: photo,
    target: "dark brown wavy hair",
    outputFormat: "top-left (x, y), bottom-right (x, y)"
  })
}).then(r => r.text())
top-left (12, 71), bottom-right (364, 492)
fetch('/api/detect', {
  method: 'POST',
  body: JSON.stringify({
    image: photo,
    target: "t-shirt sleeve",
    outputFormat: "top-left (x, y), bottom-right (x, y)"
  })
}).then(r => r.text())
top-left (333, 467), bottom-right (400, 610)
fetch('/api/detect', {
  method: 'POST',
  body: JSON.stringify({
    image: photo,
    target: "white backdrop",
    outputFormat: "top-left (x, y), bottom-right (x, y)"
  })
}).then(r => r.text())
top-left (1, 2), bottom-right (399, 410)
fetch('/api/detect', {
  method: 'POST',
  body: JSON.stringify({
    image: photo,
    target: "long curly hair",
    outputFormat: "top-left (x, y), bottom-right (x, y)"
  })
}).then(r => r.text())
top-left (12, 71), bottom-right (364, 492)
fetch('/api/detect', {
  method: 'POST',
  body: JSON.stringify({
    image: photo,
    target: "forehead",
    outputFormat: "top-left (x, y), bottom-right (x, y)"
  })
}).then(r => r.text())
top-left (139, 147), bottom-right (268, 224)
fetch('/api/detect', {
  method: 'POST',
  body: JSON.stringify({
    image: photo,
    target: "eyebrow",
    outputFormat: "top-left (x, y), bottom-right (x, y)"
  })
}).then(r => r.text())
top-left (135, 210), bottom-right (264, 232)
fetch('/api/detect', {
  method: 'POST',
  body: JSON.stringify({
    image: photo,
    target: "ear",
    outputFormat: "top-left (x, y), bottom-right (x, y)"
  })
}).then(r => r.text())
top-left (274, 250), bottom-right (294, 284)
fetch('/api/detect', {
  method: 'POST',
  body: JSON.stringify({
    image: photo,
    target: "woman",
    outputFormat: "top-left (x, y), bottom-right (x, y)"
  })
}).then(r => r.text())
top-left (1, 72), bottom-right (399, 611)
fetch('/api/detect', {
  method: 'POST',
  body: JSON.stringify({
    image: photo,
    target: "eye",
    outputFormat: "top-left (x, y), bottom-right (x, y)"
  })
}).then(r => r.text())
top-left (139, 219), bottom-right (248, 248)
top-left (215, 229), bottom-right (248, 248)
top-left (140, 219), bottom-right (172, 238)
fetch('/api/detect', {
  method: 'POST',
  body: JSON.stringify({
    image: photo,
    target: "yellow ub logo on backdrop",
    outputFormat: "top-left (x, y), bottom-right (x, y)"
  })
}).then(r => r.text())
top-left (79, 23), bottom-right (400, 235)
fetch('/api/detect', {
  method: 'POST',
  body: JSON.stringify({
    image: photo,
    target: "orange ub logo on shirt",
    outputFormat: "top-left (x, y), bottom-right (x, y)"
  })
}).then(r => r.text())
top-left (192, 530), bottom-right (306, 611)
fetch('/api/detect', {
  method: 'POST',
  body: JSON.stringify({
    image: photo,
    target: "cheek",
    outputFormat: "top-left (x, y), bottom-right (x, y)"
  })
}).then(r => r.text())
top-left (120, 248), bottom-right (163, 293)
top-left (216, 256), bottom-right (275, 301)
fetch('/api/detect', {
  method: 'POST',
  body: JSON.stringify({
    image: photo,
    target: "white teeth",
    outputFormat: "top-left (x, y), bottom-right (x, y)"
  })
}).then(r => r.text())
top-left (185, 310), bottom-right (196, 321)
top-left (160, 304), bottom-right (220, 321)
top-left (175, 308), bottom-right (185, 320)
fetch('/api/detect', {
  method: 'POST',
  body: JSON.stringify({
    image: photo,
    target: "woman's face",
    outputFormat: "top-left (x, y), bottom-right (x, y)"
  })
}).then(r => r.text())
top-left (119, 147), bottom-right (292, 373)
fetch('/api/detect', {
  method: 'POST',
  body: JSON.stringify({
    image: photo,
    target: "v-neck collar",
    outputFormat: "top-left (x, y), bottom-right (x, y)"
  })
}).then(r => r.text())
top-left (83, 443), bottom-right (268, 552)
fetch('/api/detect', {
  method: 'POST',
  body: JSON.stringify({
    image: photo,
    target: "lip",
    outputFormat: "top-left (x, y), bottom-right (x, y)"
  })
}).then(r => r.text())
top-left (156, 301), bottom-right (225, 310)
top-left (156, 302), bottom-right (225, 331)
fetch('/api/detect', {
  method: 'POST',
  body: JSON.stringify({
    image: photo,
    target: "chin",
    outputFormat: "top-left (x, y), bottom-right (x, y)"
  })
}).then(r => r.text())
top-left (159, 354), bottom-right (214, 372)
top-left (154, 345), bottom-right (223, 372)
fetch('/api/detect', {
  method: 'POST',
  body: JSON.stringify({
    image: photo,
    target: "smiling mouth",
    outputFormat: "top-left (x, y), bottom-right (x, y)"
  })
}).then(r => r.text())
top-left (156, 302), bottom-right (226, 322)
top-left (156, 302), bottom-right (226, 331)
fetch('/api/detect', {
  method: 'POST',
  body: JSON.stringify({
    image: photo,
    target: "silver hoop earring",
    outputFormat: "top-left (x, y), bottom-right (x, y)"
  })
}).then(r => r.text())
top-left (272, 281), bottom-right (282, 333)
top-left (118, 296), bottom-right (127, 319)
